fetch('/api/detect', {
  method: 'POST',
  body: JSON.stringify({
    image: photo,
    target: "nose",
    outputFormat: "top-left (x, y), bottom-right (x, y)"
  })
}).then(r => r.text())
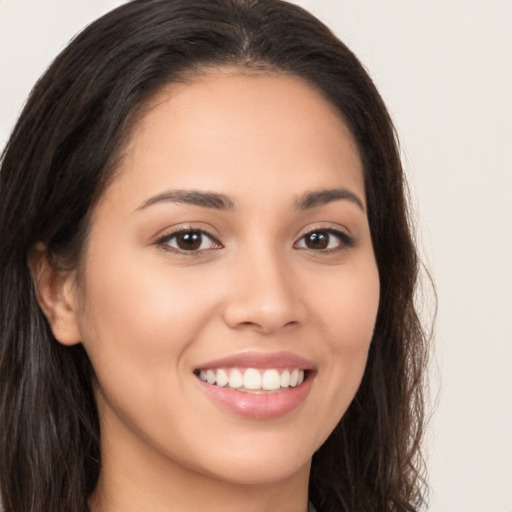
top-left (222, 249), bottom-right (307, 334)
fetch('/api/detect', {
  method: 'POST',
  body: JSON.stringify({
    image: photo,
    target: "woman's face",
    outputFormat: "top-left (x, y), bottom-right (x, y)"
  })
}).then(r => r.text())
top-left (70, 70), bottom-right (380, 487)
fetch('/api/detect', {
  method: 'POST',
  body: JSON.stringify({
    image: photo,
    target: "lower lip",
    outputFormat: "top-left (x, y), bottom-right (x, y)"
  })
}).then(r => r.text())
top-left (196, 375), bottom-right (314, 419)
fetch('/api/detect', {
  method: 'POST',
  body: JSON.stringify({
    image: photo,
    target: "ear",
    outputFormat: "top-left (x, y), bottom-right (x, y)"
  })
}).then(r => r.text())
top-left (28, 242), bottom-right (82, 346)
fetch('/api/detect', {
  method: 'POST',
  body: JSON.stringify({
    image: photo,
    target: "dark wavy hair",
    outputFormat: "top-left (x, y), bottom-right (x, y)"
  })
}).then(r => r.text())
top-left (0, 1), bottom-right (430, 511)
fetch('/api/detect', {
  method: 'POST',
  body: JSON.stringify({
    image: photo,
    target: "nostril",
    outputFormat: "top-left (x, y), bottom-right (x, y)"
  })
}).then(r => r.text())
top-left (234, 319), bottom-right (300, 334)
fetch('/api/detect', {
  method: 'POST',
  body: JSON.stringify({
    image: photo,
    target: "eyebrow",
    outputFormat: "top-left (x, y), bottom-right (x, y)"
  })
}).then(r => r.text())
top-left (135, 187), bottom-right (364, 213)
top-left (295, 188), bottom-right (365, 212)
top-left (136, 189), bottom-right (235, 211)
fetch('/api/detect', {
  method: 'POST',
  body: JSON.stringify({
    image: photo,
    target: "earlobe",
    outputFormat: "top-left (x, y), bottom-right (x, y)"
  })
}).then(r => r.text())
top-left (28, 242), bottom-right (82, 346)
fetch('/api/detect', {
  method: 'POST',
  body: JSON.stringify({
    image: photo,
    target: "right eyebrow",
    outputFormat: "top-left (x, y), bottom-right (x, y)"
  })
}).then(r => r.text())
top-left (295, 187), bottom-right (365, 212)
top-left (135, 189), bottom-right (236, 212)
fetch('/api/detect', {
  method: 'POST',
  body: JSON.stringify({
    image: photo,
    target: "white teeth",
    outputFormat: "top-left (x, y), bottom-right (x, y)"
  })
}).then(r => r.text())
top-left (262, 369), bottom-right (281, 390)
top-left (216, 368), bottom-right (229, 387)
top-left (243, 368), bottom-right (262, 390)
top-left (280, 369), bottom-right (290, 387)
top-left (198, 367), bottom-right (308, 391)
top-left (228, 369), bottom-right (243, 388)
top-left (206, 369), bottom-right (216, 384)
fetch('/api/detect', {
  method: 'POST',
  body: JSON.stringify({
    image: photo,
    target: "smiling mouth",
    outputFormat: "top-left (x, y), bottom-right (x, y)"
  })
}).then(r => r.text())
top-left (194, 367), bottom-right (308, 393)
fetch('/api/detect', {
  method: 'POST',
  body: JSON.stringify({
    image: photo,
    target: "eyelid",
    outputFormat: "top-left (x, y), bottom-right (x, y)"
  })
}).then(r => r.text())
top-left (294, 226), bottom-right (356, 252)
top-left (154, 226), bottom-right (223, 254)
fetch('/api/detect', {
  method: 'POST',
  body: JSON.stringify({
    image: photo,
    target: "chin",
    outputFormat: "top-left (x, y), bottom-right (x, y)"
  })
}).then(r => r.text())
top-left (185, 428), bottom-right (317, 486)
top-left (203, 455), bottom-right (311, 486)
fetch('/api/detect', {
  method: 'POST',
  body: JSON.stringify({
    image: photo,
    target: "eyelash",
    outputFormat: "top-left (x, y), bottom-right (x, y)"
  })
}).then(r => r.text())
top-left (155, 227), bottom-right (355, 255)
top-left (155, 228), bottom-right (222, 254)
top-left (294, 228), bottom-right (355, 253)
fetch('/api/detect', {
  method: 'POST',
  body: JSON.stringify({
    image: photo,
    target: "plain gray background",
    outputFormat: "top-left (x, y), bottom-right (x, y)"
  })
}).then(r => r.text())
top-left (1, 1), bottom-right (511, 511)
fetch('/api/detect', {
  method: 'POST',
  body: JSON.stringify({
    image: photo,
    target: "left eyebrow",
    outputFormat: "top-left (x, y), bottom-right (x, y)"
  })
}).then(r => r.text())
top-left (295, 188), bottom-right (365, 212)
top-left (135, 189), bottom-right (235, 212)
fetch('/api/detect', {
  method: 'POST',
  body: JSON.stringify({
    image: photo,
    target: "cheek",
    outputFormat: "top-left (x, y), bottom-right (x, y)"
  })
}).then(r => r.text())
top-left (75, 256), bottom-right (219, 451)
top-left (310, 260), bottom-right (379, 422)
top-left (316, 258), bottom-right (380, 350)
top-left (79, 246), bottom-right (214, 340)
top-left (75, 248), bottom-right (221, 403)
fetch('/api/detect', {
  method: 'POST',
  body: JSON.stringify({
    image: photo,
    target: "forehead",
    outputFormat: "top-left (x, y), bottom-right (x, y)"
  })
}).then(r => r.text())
top-left (97, 68), bottom-right (365, 213)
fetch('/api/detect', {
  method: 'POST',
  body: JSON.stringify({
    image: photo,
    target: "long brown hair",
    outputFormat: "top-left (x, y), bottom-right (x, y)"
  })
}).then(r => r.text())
top-left (0, 1), bottom-right (430, 510)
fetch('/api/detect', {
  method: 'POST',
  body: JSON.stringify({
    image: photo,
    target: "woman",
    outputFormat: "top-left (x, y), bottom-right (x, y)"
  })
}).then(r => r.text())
top-left (0, 0), bottom-right (429, 511)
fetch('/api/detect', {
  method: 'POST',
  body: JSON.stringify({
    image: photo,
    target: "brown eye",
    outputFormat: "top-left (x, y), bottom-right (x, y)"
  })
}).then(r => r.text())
top-left (303, 231), bottom-right (330, 250)
top-left (175, 231), bottom-right (202, 250)
top-left (295, 229), bottom-right (354, 252)
top-left (160, 229), bottom-right (220, 252)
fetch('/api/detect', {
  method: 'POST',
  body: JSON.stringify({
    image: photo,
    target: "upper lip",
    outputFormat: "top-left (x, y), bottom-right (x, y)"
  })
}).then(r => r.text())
top-left (194, 351), bottom-right (316, 371)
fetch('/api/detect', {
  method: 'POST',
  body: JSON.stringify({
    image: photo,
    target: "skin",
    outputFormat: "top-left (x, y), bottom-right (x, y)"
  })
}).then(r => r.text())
top-left (35, 69), bottom-right (380, 512)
